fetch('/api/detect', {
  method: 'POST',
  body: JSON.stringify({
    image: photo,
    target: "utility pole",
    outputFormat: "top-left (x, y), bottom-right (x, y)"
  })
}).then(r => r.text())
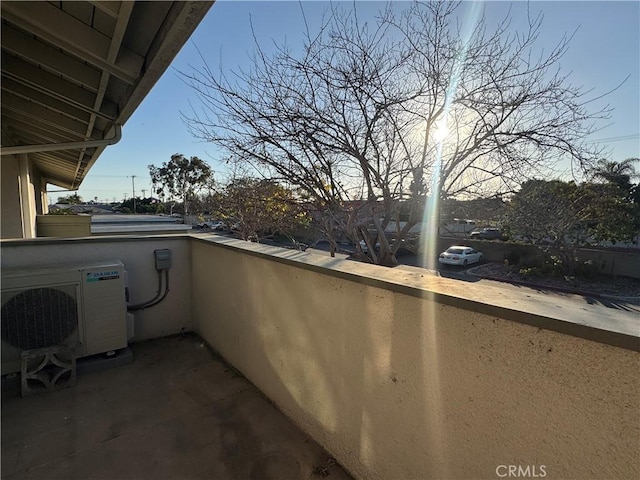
top-left (141, 189), bottom-right (147, 199)
top-left (131, 175), bottom-right (137, 214)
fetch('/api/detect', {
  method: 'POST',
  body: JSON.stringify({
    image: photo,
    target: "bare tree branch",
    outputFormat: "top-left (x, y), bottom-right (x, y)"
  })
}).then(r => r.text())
top-left (181, 2), bottom-right (611, 266)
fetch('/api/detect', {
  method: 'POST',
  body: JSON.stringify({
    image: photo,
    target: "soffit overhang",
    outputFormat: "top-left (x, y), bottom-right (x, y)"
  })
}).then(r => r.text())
top-left (1, 1), bottom-right (213, 190)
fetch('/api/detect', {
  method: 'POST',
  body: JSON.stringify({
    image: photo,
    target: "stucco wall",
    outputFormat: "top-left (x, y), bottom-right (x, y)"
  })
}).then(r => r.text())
top-left (1, 154), bottom-right (47, 239)
top-left (0, 236), bottom-right (192, 340)
top-left (1, 155), bottom-right (23, 239)
top-left (576, 247), bottom-right (640, 278)
top-left (191, 238), bottom-right (639, 480)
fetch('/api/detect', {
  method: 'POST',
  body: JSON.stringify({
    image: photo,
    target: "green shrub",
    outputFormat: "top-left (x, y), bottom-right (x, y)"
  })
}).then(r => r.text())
top-left (505, 249), bottom-right (521, 266)
top-left (574, 260), bottom-right (597, 279)
top-left (518, 266), bottom-right (539, 278)
top-left (48, 207), bottom-right (76, 215)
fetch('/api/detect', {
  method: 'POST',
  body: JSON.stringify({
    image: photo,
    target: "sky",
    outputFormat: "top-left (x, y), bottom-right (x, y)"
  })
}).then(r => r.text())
top-left (66, 0), bottom-right (640, 204)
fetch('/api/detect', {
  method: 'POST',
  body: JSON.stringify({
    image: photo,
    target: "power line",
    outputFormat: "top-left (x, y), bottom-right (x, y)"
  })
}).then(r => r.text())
top-left (85, 175), bottom-right (151, 179)
top-left (587, 134), bottom-right (640, 143)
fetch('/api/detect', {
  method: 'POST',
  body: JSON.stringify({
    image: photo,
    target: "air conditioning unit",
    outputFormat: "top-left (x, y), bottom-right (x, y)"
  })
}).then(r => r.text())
top-left (1, 261), bottom-right (128, 375)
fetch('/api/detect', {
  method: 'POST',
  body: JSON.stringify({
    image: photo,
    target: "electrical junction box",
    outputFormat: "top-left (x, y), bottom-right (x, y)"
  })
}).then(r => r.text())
top-left (154, 249), bottom-right (172, 270)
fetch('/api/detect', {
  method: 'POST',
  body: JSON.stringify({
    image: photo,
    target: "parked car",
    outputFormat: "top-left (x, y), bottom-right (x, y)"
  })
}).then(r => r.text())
top-left (438, 246), bottom-right (483, 266)
top-left (195, 220), bottom-right (225, 230)
top-left (310, 240), bottom-right (357, 255)
top-left (470, 227), bottom-right (504, 240)
top-left (359, 239), bottom-right (383, 254)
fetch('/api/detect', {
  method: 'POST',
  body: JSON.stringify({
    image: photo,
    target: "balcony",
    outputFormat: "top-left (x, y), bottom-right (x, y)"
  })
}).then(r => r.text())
top-left (1, 233), bottom-right (639, 479)
top-left (2, 333), bottom-right (351, 479)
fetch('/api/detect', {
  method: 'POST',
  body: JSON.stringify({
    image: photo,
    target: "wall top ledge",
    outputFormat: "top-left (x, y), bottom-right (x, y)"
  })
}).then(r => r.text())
top-left (192, 235), bottom-right (640, 352)
top-left (1, 233), bottom-right (190, 245)
top-left (2, 234), bottom-right (637, 351)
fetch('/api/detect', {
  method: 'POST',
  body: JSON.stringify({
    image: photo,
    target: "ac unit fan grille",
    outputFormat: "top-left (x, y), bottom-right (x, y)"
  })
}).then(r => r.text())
top-left (1, 287), bottom-right (78, 350)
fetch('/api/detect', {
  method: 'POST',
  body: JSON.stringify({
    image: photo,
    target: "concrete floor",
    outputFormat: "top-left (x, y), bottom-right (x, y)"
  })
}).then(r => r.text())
top-left (1, 334), bottom-right (352, 480)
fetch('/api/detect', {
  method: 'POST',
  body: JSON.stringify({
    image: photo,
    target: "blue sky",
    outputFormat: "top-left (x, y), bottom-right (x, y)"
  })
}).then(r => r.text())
top-left (70, 1), bottom-right (640, 203)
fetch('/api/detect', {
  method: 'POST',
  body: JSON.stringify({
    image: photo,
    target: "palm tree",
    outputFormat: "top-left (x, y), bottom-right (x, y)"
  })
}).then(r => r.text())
top-left (590, 158), bottom-right (638, 192)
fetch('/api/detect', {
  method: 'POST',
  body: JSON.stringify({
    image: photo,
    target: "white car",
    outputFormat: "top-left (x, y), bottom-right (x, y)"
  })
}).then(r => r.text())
top-left (195, 221), bottom-right (225, 230)
top-left (438, 246), bottom-right (483, 266)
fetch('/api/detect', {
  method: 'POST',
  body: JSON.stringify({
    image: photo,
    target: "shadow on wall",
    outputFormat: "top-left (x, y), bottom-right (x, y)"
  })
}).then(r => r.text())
top-left (190, 239), bottom-right (640, 480)
top-left (189, 243), bottom-right (487, 477)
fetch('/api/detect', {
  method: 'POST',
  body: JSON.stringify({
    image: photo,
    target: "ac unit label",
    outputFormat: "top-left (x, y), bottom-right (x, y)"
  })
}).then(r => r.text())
top-left (86, 271), bottom-right (120, 282)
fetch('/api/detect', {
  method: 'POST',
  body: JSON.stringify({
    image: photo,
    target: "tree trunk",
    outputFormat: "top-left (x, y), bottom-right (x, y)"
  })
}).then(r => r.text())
top-left (377, 248), bottom-right (399, 267)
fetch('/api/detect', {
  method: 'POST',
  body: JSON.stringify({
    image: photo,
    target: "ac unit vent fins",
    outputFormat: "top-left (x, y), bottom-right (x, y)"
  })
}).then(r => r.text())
top-left (1, 287), bottom-right (78, 350)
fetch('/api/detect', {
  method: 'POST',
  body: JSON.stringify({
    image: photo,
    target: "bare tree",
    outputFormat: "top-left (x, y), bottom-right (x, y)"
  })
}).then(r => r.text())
top-left (182, 2), bottom-right (608, 266)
